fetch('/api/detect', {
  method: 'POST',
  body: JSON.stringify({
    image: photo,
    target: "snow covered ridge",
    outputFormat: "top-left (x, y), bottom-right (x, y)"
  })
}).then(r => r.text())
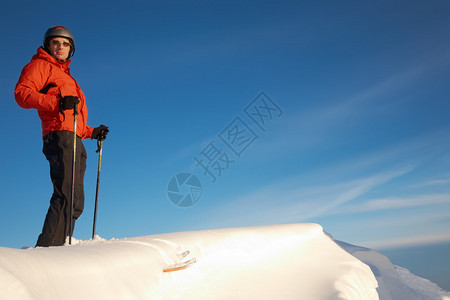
top-left (0, 224), bottom-right (449, 300)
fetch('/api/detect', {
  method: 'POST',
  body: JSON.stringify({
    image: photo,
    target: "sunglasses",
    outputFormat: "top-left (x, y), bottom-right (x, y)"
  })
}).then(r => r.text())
top-left (51, 40), bottom-right (71, 47)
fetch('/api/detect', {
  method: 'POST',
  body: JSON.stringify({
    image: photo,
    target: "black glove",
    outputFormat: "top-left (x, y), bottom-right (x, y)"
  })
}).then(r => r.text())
top-left (92, 125), bottom-right (109, 140)
top-left (39, 83), bottom-right (57, 94)
top-left (59, 96), bottom-right (80, 111)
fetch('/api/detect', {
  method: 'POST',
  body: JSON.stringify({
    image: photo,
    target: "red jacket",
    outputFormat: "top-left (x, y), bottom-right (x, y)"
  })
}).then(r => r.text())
top-left (15, 47), bottom-right (94, 139)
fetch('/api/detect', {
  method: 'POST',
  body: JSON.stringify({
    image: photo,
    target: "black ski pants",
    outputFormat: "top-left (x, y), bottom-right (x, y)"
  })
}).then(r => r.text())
top-left (36, 131), bottom-right (87, 247)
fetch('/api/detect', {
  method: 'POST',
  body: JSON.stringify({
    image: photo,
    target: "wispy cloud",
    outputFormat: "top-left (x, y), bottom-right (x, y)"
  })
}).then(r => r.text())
top-left (363, 232), bottom-right (450, 250)
top-left (298, 167), bottom-right (414, 220)
top-left (337, 209), bottom-right (450, 249)
top-left (335, 194), bottom-right (450, 214)
top-left (200, 166), bottom-right (413, 228)
top-left (408, 178), bottom-right (450, 189)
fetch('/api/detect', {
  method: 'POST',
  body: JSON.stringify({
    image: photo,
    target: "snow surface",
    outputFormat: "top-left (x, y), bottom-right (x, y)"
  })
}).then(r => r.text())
top-left (0, 223), bottom-right (449, 300)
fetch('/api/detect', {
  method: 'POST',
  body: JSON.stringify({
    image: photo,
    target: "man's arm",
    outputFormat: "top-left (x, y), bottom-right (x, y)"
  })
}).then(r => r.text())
top-left (15, 61), bottom-right (59, 112)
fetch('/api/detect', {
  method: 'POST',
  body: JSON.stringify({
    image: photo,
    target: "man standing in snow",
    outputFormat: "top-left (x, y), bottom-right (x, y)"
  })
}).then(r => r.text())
top-left (15, 25), bottom-right (109, 247)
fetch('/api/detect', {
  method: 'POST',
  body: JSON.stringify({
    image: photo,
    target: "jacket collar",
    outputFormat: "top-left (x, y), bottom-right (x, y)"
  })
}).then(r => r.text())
top-left (33, 47), bottom-right (72, 69)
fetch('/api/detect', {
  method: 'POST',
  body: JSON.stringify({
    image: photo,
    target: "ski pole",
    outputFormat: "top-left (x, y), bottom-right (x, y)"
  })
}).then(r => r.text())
top-left (69, 104), bottom-right (78, 245)
top-left (92, 138), bottom-right (104, 239)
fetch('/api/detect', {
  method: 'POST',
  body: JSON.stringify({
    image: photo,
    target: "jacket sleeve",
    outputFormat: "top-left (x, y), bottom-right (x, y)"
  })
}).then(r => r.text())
top-left (82, 125), bottom-right (95, 139)
top-left (14, 61), bottom-right (59, 112)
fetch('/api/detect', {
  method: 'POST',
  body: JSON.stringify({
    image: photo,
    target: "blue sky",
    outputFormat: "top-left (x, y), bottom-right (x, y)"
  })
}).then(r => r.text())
top-left (1, 0), bottom-right (449, 273)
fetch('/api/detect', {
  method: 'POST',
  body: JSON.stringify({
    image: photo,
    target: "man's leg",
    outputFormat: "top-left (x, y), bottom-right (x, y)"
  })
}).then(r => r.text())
top-left (71, 139), bottom-right (87, 236)
top-left (36, 131), bottom-right (76, 247)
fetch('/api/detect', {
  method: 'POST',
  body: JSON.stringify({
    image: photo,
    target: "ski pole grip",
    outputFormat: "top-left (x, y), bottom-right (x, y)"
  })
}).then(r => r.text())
top-left (73, 103), bottom-right (78, 116)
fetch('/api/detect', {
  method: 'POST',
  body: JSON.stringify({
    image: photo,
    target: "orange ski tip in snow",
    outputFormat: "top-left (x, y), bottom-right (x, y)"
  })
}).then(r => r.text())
top-left (163, 258), bottom-right (197, 273)
top-left (163, 265), bottom-right (189, 272)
